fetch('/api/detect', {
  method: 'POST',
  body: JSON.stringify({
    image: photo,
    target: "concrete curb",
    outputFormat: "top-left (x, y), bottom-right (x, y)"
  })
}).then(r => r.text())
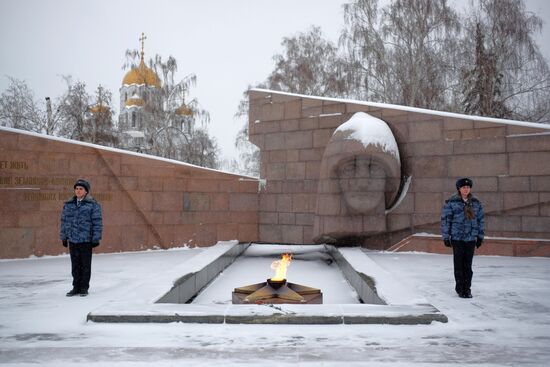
top-left (87, 303), bottom-right (446, 324)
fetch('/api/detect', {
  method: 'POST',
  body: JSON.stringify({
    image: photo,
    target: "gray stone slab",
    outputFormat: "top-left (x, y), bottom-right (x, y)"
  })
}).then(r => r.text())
top-left (225, 314), bottom-right (343, 324)
top-left (156, 242), bottom-right (249, 304)
top-left (87, 302), bottom-right (446, 325)
top-left (87, 314), bottom-right (225, 324)
top-left (343, 314), bottom-right (446, 325)
top-left (341, 304), bottom-right (448, 325)
top-left (326, 245), bottom-right (386, 305)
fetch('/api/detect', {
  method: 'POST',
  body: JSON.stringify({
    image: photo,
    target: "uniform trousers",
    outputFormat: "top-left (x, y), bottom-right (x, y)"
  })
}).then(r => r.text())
top-left (69, 242), bottom-right (93, 292)
top-left (452, 240), bottom-right (476, 294)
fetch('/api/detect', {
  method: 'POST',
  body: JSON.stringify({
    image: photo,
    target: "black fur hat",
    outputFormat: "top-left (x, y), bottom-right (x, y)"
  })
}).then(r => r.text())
top-left (456, 177), bottom-right (473, 190)
top-left (74, 179), bottom-right (90, 193)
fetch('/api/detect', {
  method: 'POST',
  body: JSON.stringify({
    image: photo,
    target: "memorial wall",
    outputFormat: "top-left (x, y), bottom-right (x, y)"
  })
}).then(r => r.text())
top-left (2, 89), bottom-right (550, 259)
top-left (248, 89), bottom-right (550, 252)
top-left (0, 127), bottom-right (259, 258)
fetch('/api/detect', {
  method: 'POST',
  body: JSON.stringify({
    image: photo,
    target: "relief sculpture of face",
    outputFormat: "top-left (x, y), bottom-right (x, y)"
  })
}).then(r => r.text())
top-left (313, 112), bottom-right (403, 244)
top-left (337, 156), bottom-right (386, 214)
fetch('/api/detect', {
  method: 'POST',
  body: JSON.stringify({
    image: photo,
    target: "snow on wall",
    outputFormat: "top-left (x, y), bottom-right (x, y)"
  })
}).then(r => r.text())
top-left (335, 112), bottom-right (400, 161)
top-left (251, 88), bottom-right (550, 130)
top-left (0, 125), bottom-right (258, 180)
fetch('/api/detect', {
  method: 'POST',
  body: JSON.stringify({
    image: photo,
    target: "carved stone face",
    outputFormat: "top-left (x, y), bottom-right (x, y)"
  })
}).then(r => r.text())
top-left (337, 156), bottom-right (386, 214)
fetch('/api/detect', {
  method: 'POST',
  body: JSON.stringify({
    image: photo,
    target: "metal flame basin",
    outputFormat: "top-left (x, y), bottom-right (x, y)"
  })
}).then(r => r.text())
top-left (232, 278), bottom-right (323, 304)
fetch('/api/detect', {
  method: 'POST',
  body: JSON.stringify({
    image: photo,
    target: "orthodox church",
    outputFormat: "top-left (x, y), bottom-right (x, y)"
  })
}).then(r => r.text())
top-left (117, 33), bottom-right (193, 152)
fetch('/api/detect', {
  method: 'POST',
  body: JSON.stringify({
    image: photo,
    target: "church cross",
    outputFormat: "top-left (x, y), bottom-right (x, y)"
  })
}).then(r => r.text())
top-left (139, 32), bottom-right (147, 61)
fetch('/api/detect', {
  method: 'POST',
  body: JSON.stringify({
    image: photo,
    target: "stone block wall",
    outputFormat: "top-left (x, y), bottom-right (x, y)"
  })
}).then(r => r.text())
top-left (248, 89), bottom-right (550, 248)
top-left (2, 89), bottom-right (549, 258)
top-left (0, 128), bottom-right (259, 258)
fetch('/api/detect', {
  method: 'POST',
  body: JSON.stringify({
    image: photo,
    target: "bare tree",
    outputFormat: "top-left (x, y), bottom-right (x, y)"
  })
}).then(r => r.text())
top-left (54, 77), bottom-right (119, 145)
top-left (229, 82), bottom-right (269, 176)
top-left (0, 77), bottom-right (54, 134)
top-left (462, 22), bottom-right (510, 118)
top-left (57, 78), bottom-right (90, 141)
top-left (462, 0), bottom-right (550, 122)
top-left (232, 122), bottom-right (260, 176)
top-left (180, 128), bottom-right (219, 169)
top-left (267, 26), bottom-right (350, 97)
top-left (1, 76), bottom-right (120, 142)
top-left (340, 0), bottom-right (461, 109)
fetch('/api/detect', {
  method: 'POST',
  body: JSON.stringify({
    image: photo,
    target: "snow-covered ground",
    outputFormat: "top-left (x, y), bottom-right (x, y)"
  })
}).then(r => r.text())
top-left (1, 245), bottom-right (549, 366)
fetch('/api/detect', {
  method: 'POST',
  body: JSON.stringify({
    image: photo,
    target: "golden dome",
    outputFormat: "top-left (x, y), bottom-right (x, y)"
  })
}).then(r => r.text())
top-left (175, 104), bottom-right (193, 116)
top-left (88, 103), bottom-right (109, 114)
top-left (125, 93), bottom-right (145, 107)
top-left (122, 59), bottom-right (161, 88)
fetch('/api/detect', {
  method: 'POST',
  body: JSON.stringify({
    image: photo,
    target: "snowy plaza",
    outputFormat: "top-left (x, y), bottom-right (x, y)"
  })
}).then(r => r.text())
top-left (1, 244), bottom-right (549, 366)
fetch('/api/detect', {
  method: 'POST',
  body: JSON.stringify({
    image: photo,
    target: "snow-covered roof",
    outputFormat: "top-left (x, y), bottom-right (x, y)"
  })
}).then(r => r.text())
top-left (0, 126), bottom-right (258, 180)
top-left (251, 88), bottom-right (550, 130)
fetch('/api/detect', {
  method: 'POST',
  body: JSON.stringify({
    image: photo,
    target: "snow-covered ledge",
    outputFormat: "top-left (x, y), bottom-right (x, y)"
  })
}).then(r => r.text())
top-left (155, 241), bottom-right (249, 304)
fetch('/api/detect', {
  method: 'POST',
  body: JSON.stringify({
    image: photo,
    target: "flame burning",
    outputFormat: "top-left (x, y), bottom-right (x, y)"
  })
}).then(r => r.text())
top-left (270, 253), bottom-right (292, 281)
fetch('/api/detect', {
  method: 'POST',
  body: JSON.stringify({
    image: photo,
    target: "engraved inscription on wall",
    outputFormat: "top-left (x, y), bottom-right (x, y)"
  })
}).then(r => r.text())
top-left (0, 160), bottom-right (29, 170)
top-left (0, 160), bottom-right (112, 201)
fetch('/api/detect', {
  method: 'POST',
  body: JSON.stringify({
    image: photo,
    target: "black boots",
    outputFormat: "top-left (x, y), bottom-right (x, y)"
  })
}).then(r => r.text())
top-left (66, 289), bottom-right (88, 297)
top-left (66, 289), bottom-right (79, 297)
top-left (459, 290), bottom-right (473, 298)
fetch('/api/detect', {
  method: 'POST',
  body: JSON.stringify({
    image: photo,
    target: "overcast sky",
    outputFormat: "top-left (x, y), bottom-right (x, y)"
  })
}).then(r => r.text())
top-left (1, 0), bottom-right (549, 161)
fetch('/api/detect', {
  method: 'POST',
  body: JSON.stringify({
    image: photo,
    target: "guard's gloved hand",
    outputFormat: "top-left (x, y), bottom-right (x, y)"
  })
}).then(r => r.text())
top-left (62, 240), bottom-right (68, 248)
top-left (92, 242), bottom-right (100, 248)
top-left (475, 238), bottom-right (483, 249)
top-left (444, 239), bottom-right (452, 248)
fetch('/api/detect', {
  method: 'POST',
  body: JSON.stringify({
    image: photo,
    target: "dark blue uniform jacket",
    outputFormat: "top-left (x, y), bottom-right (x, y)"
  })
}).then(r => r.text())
top-left (441, 194), bottom-right (484, 242)
top-left (60, 195), bottom-right (102, 244)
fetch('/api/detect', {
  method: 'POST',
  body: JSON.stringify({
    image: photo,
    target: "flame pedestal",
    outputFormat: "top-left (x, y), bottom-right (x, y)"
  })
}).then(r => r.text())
top-left (232, 278), bottom-right (323, 304)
